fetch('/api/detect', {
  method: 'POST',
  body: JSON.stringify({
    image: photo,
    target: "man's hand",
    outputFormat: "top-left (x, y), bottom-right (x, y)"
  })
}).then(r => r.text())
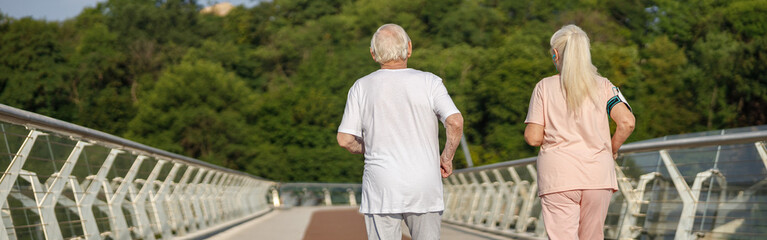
top-left (440, 154), bottom-right (453, 178)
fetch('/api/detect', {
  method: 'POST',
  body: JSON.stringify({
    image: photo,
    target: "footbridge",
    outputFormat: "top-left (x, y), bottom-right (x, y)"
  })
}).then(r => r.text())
top-left (0, 103), bottom-right (765, 239)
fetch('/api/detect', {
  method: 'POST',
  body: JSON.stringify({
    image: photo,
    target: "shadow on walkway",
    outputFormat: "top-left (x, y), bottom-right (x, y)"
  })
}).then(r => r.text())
top-left (303, 208), bottom-right (409, 240)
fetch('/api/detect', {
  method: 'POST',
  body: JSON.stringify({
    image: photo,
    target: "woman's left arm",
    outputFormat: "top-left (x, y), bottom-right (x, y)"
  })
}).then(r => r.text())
top-left (610, 104), bottom-right (635, 159)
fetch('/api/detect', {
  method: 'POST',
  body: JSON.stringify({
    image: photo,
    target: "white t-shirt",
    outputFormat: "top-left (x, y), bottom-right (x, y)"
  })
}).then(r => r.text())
top-left (338, 68), bottom-right (460, 214)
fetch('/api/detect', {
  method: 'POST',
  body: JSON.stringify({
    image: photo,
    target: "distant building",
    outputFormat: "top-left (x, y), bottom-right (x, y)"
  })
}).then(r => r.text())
top-left (200, 2), bottom-right (234, 16)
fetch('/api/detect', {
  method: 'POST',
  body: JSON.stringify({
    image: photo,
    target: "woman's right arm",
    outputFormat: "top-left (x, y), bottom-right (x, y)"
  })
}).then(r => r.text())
top-left (610, 104), bottom-right (635, 159)
top-left (525, 123), bottom-right (544, 147)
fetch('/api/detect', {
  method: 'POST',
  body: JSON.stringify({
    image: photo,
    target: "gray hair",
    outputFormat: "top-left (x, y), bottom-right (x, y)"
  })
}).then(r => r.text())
top-left (370, 24), bottom-right (411, 64)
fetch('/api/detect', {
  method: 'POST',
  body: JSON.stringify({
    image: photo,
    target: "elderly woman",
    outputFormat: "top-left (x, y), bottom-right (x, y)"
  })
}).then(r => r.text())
top-left (524, 25), bottom-right (635, 240)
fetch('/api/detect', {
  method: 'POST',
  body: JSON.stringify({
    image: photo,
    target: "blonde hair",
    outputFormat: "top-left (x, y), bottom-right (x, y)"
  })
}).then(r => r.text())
top-left (550, 24), bottom-right (600, 113)
top-left (370, 24), bottom-right (411, 64)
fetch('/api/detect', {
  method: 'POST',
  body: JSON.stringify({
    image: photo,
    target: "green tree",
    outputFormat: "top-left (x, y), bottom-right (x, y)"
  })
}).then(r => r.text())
top-left (635, 36), bottom-right (701, 138)
top-left (692, 31), bottom-right (741, 129)
top-left (69, 21), bottom-right (132, 134)
top-left (126, 59), bottom-right (256, 170)
top-left (0, 17), bottom-right (75, 121)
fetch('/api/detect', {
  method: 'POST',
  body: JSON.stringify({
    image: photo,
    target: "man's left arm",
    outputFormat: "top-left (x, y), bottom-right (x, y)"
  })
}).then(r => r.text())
top-left (440, 113), bottom-right (463, 178)
top-left (431, 76), bottom-right (463, 178)
top-left (337, 133), bottom-right (365, 154)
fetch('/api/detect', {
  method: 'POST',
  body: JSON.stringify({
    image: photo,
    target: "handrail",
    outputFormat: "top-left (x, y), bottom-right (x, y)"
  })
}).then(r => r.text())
top-left (280, 182), bottom-right (362, 188)
top-left (454, 128), bottom-right (767, 174)
top-left (453, 157), bottom-right (536, 174)
top-left (0, 104), bottom-right (265, 180)
top-left (619, 130), bottom-right (767, 153)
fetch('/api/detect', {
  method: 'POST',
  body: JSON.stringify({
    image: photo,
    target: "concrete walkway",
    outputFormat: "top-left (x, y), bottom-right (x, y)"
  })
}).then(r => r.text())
top-left (209, 206), bottom-right (512, 240)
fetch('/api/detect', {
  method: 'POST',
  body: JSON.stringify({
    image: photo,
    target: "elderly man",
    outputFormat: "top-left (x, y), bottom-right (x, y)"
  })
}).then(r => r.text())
top-left (337, 23), bottom-right (464, 240)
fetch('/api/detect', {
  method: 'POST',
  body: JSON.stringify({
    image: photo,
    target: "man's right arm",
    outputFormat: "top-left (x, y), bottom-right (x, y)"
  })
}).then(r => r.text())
top-left (337, 132), bottom-right (365, 154)
top-left (441, 113), bottom-right (463, 178)
top-left (338, 83), bottom-right (363, 154)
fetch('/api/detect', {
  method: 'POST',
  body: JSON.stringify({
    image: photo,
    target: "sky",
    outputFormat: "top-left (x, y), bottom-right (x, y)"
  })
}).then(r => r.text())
top-left (0, 0), bottom-right (262, 22)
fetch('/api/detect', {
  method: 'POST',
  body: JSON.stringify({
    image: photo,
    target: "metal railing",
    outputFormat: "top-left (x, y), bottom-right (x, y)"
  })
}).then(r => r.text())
top-left (11, 99), bottom-right (763, 240)
top-left (0, 104), bottom-right (275, 239)
top-left (443, 126), bottom-right (767, 240)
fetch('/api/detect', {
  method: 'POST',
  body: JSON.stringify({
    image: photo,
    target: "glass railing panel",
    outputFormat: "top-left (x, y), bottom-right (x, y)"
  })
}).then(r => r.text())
top-left (619, 151), bottom-right (663, 178)
top-left (277, 183), bottom-right (362, 207)
top-left (716, 143), bottom-right (764, 184)
top-left (666, 146), bottom-right (719, 182)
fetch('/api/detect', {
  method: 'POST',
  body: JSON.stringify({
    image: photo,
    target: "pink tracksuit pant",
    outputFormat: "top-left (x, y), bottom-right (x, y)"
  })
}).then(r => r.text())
top-left (540, 189), bottom-right (612, 240)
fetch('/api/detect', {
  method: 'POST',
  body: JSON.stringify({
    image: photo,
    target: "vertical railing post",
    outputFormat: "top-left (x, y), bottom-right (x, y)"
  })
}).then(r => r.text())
top-left (616, 170), bottom-right (659, 239)
top-left (203, 172), bottom-right (223, 226)
top-left (187, 168), bottom-right (207, 232)
top-left (503, 166), bottom-right (525, 230)
top-left (75, 148), bottom-right (122, 239)
top-left (196, 170), bottom-right (215, 229)
top-left (151, 162), bottom-right (181, 239)
top-left (323, 188), bottom-right (332, 206)
top-left (0, 130), bottom-right (44, 239)
top-left (474, 171), bottom-right (494, 226)
top-left (240, 179), bottom-right (252, 212)
top-left (457, 173), bottom-right (472, 222)
top-left (130, 159), bottom-right (166, 240)
top-left (221, 175), bottom-right (240, 219)
top-left (347, 188), bottom-right (357, 206)
top-left (687, 169), bottom-right (727, 238)
top-left (515, 165), bottom-right (538, 233)
top-left (35, 141), bottom-right (91, 239)
top-left (442, 178), bottom-right (452, 212)
top-left (212, 174), bottom-right (231, 222)
top-left (488, 169), bottom-right (509, 229)
top-left (169, 166), bottom-right (195, 235)
top-left (756, 142), bottom-right (767, 171)
top-left (237, 177), bottom-right (253, 214)
top-left (467, 172), bottom-right (482, 224)
top-left (238, 177), bottom-right (252, 214)
top-left (223, 176), bottom-right (239, 218)
top-left (223, 174), bottom-right (236, 218)
top-left (660, 150), bottom-right (698, 240)
top-left (445, 175), bottom-right (461, 221)
top-left (205, 172), bottom-right (223, 224)
top-left (272, 186), bottom-right (281, 208)
top-left (104, 155), bottom-right (146, 239)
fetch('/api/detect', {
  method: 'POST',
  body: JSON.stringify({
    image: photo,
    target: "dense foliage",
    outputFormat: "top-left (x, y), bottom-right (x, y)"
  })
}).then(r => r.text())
top-left (1, 0), bottom-right (765, 182)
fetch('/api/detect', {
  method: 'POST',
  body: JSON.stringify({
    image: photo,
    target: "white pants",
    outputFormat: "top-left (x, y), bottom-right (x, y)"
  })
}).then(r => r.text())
top-left (364, 212), bottom-right (442, 240)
